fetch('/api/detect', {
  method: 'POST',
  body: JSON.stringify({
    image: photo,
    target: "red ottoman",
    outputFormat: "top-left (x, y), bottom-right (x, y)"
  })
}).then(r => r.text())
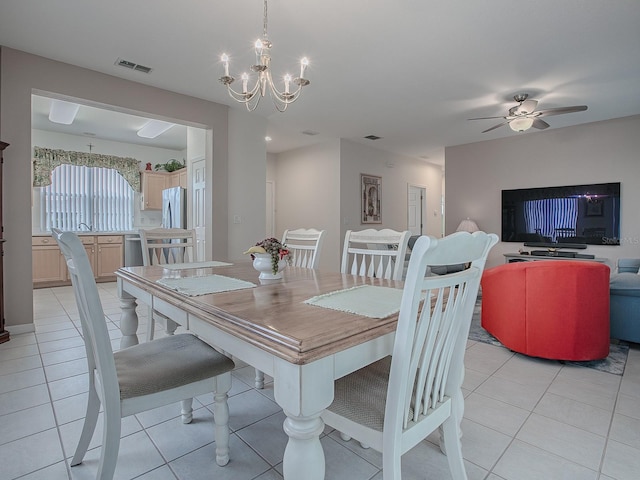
top-left (480, 260), bottom-right (610, 361)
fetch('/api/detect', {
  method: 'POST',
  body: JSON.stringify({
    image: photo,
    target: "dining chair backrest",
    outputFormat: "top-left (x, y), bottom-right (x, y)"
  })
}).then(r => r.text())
top-left (281, 228), bottom-right (326, 269)
top-left (52, 229), bottom-right (123, 418)
top-left (323, 231), bottom-right (498, 479)
top-left (341, 228), bottom-right (411, 281)
top-left (390, 231), bottom-right (497, 429)
top-left (139, 228), bottom-right (197, 266)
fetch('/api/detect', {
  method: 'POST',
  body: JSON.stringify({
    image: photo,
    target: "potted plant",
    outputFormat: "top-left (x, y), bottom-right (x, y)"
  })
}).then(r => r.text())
top-left (154, 159), bottom-right (185, 172)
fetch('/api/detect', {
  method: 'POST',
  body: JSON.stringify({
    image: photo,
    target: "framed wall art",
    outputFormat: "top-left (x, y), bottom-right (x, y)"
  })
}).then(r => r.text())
top-left (585, 198), bottom-right (603, 216)
top-left (361, 173), bottom-right (382, 224)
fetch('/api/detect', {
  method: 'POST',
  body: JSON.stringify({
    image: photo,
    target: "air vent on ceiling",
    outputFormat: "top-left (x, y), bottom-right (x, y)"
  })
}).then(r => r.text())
top-left (115, 58), bottom-right (153, 74)
top-left (301, 130), bottom-right (319, 136)
top-left (364, 135), bottom-right (381, 140)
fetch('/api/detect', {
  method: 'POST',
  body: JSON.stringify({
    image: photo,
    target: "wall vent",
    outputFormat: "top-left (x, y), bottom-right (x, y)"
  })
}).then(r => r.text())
top-left (364, 135), bottom-right (381, 140)
top-left (115, 58), bottom-right (153, 74)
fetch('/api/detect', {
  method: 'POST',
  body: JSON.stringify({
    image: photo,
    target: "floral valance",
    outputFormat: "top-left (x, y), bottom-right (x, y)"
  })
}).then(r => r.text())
top-left (33, 146), bottom-right (141, 191)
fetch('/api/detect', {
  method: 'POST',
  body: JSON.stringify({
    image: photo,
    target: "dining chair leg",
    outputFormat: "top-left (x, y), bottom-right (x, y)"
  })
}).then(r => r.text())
top-left (70, 386), bottom-right (100, 466)
top-left (96, 409), bottom-right (122, 480)
top-left (181, 398), bottom-right (194, 424)
top-left (382, 450), bottom-right (402, 480)
top-left (146, 306), bottom-right (155, 342)
top-left (442, 415), bottom-right (467, 480)
top-left (212, 373), bottom-right (232, 466)
top-left (165, 318), bottom-right (178, 336)
top-left (254, 368), bottom-right (265, 389)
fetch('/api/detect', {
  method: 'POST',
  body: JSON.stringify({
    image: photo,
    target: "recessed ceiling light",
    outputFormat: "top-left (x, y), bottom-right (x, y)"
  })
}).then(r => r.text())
top-left (364, 135), bottom-right (381, 140)
top-left (419, 155), bottom-right (430, 159)
top-left (83, 132), bottom-right (97, 137)
top-left (49, 100), bottom-right (80, 125)
top-left (301, 130), bottom-right (319, 136)
top-left (265, 136), bottom-right (272, 142)
top-left (137, 120), bottom-right (176, 138)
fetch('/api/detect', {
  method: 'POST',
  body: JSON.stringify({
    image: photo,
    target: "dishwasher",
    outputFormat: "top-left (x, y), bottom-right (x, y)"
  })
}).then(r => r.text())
top-left (124, 233), bottom-right (144, 267)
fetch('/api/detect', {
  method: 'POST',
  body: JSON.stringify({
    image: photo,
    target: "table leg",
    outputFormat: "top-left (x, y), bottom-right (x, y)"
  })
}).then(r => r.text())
top-left (274, 358), bottom-right (333, 480)
top-left (118, 286), bottom-right (139, 349)
top-left (282, 412), bottom-right (326, 479)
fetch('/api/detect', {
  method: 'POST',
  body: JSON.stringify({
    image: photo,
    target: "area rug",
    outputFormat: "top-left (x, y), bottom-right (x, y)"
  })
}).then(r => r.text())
top-left (468, 299), bottom-right (629, 375)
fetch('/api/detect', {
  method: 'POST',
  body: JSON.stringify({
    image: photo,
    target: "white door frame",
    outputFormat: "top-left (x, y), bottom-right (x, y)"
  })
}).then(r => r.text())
top-left (407, 184), bottom-right (427, 236)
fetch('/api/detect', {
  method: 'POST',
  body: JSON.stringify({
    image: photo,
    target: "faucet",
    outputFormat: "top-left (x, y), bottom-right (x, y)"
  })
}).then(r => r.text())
top-left (77, 222), bottom-right (92, 231)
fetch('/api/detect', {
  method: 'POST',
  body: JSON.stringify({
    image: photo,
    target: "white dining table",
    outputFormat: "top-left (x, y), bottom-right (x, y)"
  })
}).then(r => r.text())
top-left (115, 262), bottom-right (452, 479)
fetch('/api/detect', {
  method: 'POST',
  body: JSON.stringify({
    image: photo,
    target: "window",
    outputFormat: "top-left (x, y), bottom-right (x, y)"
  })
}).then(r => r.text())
top-left (40, 164), bottom-right (134, 232)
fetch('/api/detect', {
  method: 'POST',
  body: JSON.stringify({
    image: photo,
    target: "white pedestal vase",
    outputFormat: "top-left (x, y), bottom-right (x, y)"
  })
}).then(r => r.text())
top-left (252, 253), bottom-right (286, 281)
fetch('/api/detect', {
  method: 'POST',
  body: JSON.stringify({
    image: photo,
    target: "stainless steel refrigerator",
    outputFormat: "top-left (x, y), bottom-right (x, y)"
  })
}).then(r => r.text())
top-left (162, 187), bottom-right (186, 229)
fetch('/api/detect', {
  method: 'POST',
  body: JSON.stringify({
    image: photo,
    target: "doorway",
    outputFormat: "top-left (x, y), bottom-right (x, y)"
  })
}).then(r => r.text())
top-left (407, 184), bottom-right (426, 236)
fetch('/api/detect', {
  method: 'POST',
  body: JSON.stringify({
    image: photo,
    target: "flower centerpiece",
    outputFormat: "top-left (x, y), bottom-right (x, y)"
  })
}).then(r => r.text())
top-left (244, 237), bottom-right (292, 279)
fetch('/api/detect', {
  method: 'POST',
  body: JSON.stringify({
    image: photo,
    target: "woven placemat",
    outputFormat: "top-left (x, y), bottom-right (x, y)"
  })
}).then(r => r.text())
top-left (157, 274), bottom-right (255, 296)
top-left (304, 285), bottom-right (403, 319)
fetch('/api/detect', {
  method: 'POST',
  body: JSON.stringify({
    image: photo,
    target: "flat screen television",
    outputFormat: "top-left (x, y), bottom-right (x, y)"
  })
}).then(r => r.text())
top-left (502, 182), bottom-right (620, 248)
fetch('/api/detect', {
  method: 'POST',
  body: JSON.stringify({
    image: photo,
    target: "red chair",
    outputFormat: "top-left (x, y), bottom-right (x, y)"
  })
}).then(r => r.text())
top-left (481, 260), bottom-right (610, 361)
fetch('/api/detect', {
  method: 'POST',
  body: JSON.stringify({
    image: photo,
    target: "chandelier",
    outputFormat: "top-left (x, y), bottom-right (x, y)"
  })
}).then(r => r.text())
top-left (219, 0), bottom-right (310, 112)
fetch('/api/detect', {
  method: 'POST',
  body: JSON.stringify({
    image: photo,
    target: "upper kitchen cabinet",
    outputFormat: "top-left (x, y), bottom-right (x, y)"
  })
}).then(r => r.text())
top-left (141, 170), bottom-right (187, 210)
top-left (141, 171), bottom-right (168, 210)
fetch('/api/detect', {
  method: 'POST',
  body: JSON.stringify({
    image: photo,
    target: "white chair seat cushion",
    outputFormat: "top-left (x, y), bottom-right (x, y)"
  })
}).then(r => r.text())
top-left (328, 356), bottom-right (394, 432)
top-left (115, 334), bottom-right (235, 400)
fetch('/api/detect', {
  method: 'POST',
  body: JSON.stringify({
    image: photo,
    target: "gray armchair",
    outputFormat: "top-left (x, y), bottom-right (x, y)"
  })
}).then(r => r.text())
top-left (610, 259), bottom-right (640, 343)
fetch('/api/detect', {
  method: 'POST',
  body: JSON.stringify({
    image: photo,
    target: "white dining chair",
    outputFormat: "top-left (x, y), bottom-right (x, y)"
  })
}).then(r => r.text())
top-left (282, 228), bottom-right (326, 269)
top-left (139, 228), bottom-right (197, 340)
top-left (341, 228), bottom-right (411, 281)
top-left (52, 229), bottom-right (235, 480)
top-left (253, 227), bottom-right (327, 389)
top-left (323, 231), bottom-right (498, 480)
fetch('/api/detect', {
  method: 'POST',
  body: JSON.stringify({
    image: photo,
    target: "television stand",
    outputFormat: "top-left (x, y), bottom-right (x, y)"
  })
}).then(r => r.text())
top-left (504, 253), bottom-right (607, 264)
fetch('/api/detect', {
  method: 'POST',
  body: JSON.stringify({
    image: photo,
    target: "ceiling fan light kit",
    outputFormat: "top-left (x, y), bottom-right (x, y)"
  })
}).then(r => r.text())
top-left (469, 93), bottom-right (588, 134)
top-left (509, 117), bottom-right (534, 132)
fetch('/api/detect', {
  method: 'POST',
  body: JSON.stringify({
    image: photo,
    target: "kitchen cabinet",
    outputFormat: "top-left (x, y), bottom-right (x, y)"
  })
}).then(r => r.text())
top-left (32, 236), bottom-right (67, 284)
top-left (33, 235), bottom-right (123, 287)
top-left (141, 172), bottom-right (168, 210)
top-left (141, 169), bottom-right (187, 210)
top-left (178, 169), bottom-right (187, 188)
top-left (96, 236), bottom-right (123, 279)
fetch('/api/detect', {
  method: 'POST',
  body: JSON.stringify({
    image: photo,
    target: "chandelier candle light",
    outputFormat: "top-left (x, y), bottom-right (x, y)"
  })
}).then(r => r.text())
top-left (219, 0), bottom-right (310, 112)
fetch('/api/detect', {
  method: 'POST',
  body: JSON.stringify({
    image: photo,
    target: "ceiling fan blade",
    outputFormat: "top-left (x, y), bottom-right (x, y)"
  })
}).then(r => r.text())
top-left (513, 99), bottom-right (538, 115)
top-left (536, 105), bottom-right (588, 117)
top-left (482, 121), bottom-right (509, 133)
top-left (532, 118), bottom-right (550, 130)
top-left (468, 115), bottom-right (506, 120)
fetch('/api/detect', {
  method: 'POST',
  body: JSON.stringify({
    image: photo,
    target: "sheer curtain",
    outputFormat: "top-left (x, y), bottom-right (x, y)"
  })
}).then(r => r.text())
top-left (40, 164), bottom-right (134, 232)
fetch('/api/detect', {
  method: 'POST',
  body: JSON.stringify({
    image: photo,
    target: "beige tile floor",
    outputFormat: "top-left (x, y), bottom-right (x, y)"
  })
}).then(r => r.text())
top-left (1, 283), bottom-right (640, 479)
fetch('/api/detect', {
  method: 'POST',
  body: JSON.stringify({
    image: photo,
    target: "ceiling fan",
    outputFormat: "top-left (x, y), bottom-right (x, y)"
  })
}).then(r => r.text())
top-left (469, 94), bottom-right (588, 133)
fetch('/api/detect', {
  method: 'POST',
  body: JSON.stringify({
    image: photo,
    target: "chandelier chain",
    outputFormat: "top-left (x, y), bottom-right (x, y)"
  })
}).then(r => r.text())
top-left (263, 0), bottom-right (268, 39)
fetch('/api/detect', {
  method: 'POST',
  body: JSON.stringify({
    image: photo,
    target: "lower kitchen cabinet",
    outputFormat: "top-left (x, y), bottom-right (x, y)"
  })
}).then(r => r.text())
top-left (32, 236), bottom-right (66, 284)
top-left (33, 235), bottom-right (123, 287)
top-left (96, 236), bottom-right (124, 279)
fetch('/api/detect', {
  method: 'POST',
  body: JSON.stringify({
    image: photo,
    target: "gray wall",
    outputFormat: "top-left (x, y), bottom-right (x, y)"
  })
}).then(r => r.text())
top-left (272, 138), bottom-right (444, 272)
top-left (0, 47), bottom-right (230, 331)
top-left (445, 115), bottom-right (640, 269)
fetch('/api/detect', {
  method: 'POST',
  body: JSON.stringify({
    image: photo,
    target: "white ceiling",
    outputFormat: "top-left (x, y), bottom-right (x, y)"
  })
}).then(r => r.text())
top-left (2, 0), bottom-right (640, 166)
